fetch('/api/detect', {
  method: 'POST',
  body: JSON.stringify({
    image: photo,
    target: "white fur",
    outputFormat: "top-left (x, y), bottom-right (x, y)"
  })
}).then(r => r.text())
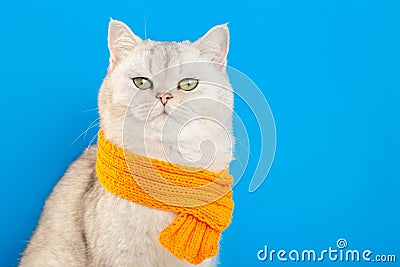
top-left (20, 19), bottom-right (233, 267)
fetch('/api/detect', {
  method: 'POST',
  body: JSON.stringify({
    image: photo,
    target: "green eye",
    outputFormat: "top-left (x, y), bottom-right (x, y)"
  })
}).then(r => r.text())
top-left (132, 77), bottom-right (153, 90)
top-left (178, 78), bottom-right (199, 91)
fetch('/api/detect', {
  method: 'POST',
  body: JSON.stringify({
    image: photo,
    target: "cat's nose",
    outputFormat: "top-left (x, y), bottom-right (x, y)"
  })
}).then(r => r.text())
top-left (156, 93), bottom-right (173, 106)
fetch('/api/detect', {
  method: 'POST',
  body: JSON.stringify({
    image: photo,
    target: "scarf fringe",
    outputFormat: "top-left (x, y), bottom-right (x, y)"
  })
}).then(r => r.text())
top-left (159, 213), bottom-right (219, 264)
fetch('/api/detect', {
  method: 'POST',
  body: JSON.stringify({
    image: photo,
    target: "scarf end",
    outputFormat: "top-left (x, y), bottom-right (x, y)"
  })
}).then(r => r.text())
top-left (158, 213), bottom-right (220, 265)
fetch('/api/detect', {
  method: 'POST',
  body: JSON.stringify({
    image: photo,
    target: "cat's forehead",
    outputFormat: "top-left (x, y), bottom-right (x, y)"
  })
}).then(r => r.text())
top-left (133, 40), bottom-right (198, 75)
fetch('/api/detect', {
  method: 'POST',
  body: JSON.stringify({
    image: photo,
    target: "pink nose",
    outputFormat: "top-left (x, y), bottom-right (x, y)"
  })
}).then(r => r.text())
top-left (157, 93), bottom-right (173, 105)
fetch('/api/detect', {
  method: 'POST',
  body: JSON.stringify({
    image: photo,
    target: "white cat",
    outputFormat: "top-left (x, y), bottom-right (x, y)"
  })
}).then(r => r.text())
top-left (19, 19), bottom-right (234, 267)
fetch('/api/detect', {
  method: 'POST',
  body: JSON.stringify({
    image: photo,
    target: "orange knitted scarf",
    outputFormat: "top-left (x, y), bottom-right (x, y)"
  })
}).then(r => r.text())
top-left (95, 130), bottom-right (234, 264)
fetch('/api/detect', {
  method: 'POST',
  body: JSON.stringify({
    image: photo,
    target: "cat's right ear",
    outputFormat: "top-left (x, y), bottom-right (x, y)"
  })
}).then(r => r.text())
top-left (108, 19), bottom-right (142, 70)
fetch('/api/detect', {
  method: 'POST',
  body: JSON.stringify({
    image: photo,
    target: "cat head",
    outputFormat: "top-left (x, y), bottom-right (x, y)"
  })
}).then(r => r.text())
top-left (98, 19), bottom-right (234, 171)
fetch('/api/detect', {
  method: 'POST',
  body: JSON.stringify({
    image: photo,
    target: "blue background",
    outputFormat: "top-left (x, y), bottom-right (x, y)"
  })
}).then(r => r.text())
top-left (1, 0), bottom-right (399, 266)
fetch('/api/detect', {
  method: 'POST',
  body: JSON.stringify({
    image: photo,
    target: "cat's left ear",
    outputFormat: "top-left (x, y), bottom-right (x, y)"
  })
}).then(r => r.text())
top-left (108, 18), bottom-right (142, 70)
top-left (194, 24), bottom-right (230, 69)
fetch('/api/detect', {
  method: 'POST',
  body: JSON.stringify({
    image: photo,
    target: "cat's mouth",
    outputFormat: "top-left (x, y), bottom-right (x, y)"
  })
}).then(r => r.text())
top-left (152, 109), bottom-right (171, 120)
top-left (142, 108), bottom-right (173, 122)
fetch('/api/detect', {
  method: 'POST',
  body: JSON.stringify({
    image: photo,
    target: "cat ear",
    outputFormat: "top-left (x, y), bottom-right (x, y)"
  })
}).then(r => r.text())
top-left (108, 18), bottom-right (142, 69)
top-left (194, 24), bottom-right (230, 68)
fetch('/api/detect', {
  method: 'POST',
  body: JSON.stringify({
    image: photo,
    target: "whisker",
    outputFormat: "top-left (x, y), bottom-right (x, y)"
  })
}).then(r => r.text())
top-left (234, 137), bottom-right (250, 154)
top-left (84, 122), bottom-right (100, 139)
top-left (70, 117), bottom-right (100, 145)
top-left (175, 105), bottom-right (203, 117)
top-left (233, 137), bottom-right (258, 169)
top-left (83, 131), bottom-right (99, 159)
top-left (79, 107), bottom-right (98, 113)
top-left (87, 131), bottom-right (99, 149)
top-left (144, 14), bottom-right (147, 39)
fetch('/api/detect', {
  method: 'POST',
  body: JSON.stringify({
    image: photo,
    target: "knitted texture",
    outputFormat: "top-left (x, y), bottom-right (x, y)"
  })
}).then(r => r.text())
top-left (95, 130), bottom-right (234, 264)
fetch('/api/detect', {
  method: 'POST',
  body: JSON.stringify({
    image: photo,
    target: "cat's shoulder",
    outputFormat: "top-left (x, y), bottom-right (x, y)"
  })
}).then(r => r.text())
top-left (67, 144), bottom-right (98, 173)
